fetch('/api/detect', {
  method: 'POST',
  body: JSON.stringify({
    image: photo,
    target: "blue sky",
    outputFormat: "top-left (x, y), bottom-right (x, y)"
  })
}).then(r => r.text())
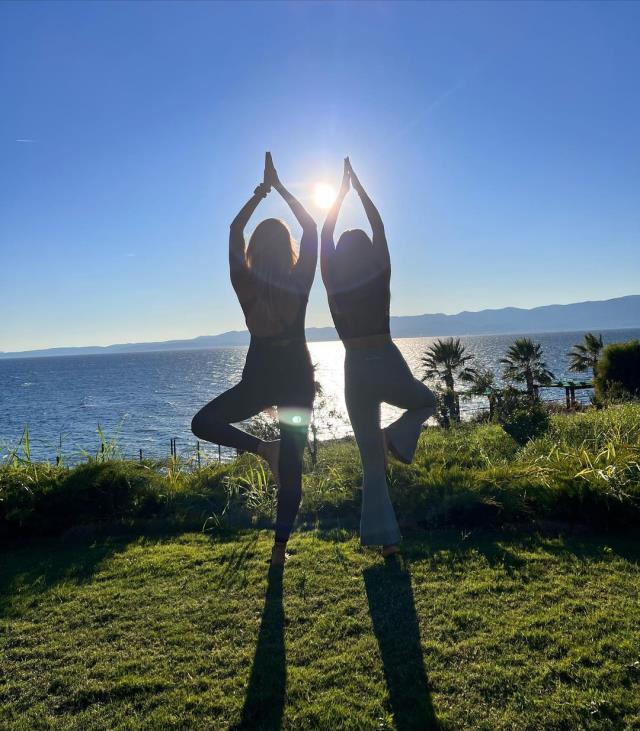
top-left (1, 0), bottom-right (639, 352)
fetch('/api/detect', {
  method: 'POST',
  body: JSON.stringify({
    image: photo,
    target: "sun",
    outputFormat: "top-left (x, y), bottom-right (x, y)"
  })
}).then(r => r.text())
top-left (313, 182), bottom-right (337, 210)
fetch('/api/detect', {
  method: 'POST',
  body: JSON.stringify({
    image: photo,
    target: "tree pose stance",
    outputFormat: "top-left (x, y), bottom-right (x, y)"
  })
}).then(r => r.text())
top-left (192, 153), bottom-right (317, 566)
top-left (321, 159), bottom-right (436, 556)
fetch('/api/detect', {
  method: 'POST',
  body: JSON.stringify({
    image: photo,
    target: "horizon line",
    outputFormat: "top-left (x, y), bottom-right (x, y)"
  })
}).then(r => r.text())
top-left (1, 293), bottom-right (638, 359)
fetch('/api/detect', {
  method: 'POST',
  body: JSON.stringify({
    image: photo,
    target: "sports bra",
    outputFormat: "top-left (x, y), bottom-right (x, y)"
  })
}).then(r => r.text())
top-left (328, 269), bottom-right (390, 342)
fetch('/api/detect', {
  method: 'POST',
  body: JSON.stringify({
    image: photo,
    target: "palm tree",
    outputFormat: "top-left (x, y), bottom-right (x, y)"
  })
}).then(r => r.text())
top-left (422, 338), bottom-right (476, 422)
top-left (568, 332), bottom-right (603, 379)
top-left (500, 337), bottom-right (554, 399)
top-left (466, 368), bottom-right (498, 419)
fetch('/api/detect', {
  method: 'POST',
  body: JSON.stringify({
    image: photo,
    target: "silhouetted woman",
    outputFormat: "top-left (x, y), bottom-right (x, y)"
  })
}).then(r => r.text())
top-left (192, 153), bottom-right (316, 566)
top-left (321, 158), bottom-right (436, 557)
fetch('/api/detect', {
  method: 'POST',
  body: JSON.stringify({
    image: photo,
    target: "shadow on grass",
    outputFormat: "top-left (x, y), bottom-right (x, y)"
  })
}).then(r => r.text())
top-left (303, 525), bottom-right (640, 573)
top-left (233, 565), bottom-right (285, 730)
top-left (0, 524), bottom-right (252, 620)
top-left (214, 532), bottom-right (260, 591)
top-left (0, 534), bottom-right (134, 618)
top-left (364, 558), bottom-right (439, 731)
top-left (396, 528), bottom-right (640, 566)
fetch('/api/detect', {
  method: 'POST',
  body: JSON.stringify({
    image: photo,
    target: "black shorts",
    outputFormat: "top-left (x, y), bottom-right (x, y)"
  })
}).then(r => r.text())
top-left (242, 338), bottom-right (315, 409)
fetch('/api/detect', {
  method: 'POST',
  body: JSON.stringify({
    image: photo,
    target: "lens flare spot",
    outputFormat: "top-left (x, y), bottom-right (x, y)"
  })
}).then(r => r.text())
top-left (278, 407), bottom-right (311, 428)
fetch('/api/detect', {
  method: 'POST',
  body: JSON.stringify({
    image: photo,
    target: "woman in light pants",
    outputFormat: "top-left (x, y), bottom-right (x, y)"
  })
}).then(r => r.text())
top-left (321, 159), bottom-right (436, 555)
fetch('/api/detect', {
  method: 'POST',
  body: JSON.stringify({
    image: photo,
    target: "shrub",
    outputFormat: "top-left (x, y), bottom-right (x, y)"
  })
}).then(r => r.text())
top-left (244, 412), bottom-right (280, 441)
top-left (594, 339), bottom-right (640, 401)
top-left (494, 388), bottom-right (550, 445)
top-left (0, 462), bottom-right (167, 541)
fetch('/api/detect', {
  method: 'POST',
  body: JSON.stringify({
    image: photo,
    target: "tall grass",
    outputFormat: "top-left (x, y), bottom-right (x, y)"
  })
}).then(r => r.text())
top-left (1, 403), bottom-right (639, 543)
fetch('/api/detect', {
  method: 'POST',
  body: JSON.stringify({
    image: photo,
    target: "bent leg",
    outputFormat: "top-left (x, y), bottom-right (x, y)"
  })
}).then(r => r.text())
top-left (383, 363), bottom-right (437, 464)
top-left (191, 382), bottom-right (265, 453)
top-left (274, 406), bottom-right (310, 543)
top-left (346, 382), bottom-right (401, 547)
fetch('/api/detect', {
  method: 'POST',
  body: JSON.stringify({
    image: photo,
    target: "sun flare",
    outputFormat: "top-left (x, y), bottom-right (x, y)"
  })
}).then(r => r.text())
top-left (313, 182), bottom-right (337, 210)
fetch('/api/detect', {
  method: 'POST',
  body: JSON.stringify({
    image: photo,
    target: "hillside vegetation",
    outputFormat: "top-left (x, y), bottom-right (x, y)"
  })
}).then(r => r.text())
top-left (2, 404), bottom-right (639, 544)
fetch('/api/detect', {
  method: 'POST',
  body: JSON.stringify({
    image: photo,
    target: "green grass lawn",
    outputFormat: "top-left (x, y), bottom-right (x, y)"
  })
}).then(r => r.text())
top-left (2, 528), bottom-right (639, 730)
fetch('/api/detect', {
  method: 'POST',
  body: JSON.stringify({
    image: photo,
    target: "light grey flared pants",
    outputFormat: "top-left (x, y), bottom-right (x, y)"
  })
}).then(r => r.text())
top-left (345, 340), bottom-right (437, 546)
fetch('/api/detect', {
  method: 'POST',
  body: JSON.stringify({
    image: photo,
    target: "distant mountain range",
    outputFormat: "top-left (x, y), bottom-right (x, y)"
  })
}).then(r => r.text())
top-left (2, 295), bottom-right (638, 359)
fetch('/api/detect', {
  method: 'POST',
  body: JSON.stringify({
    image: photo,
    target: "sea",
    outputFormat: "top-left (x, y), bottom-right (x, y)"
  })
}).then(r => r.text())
top-left (1, 328), bottom-right (638, 464)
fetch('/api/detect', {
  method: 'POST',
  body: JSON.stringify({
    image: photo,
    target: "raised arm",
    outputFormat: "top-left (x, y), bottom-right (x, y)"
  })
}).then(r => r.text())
top-left (346, 158), bottom-right (390, 270)
top-left (229, 182), bottom-right (269, 290)
top-left (264, 152), bottom-right (318, 289)
top-left (320, 158), bottom-right (350, 288)
top-left (265, 152), bottom-right (315, 232)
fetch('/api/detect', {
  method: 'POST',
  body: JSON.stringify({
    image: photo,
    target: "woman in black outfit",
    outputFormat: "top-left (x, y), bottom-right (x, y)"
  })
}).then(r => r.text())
top-left (192, 153), bottom-right (316, 566)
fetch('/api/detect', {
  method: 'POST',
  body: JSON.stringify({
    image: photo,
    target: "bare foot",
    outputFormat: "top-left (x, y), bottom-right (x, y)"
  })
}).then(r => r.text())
top-left (258, 440), bottom-right (280, 485)
top-left (270, 541), bottom-right (288, 566)
top-left (382, 544), bottom-right (400, 558)
top-left (384, 433), bottom-right (411, 465)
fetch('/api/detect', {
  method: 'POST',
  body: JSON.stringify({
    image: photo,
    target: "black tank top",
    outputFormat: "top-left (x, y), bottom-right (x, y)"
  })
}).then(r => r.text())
top-left (236, 270), bottom-right (309, 342)
top-left (230, 225), bottom-right (317, 345)
top-left (328, 269), bottom-right (390, 341)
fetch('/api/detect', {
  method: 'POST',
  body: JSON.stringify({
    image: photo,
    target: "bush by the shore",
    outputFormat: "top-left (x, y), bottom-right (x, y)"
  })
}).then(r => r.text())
top-left (1, 403), bottom-right (639, 544)
top-left (595, 339), bottom-right (640, 401)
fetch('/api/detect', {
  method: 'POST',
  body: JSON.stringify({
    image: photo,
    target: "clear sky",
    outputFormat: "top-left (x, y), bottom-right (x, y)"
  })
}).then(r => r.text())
top-left (1, 0), bottom-right (639, 352)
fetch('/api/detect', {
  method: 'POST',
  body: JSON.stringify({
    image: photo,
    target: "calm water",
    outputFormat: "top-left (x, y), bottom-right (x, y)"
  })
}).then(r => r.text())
top-left (1, 328), bottom-right (638, 463)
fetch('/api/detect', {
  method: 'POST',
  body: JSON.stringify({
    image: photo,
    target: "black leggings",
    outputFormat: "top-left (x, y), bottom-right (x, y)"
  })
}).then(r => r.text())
top-left (191, 341), bottom-right (314, 543)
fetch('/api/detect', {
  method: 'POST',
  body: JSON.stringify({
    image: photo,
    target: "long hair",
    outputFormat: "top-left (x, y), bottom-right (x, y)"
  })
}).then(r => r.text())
top-left (246, 218), bottom-right (299, 325)
top-left (333, 228), bottom-right (381, 294)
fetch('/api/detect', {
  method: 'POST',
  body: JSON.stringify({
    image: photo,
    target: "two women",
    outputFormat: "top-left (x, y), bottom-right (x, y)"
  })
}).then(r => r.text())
top-left (192, 154), bottom-right (435, 564)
